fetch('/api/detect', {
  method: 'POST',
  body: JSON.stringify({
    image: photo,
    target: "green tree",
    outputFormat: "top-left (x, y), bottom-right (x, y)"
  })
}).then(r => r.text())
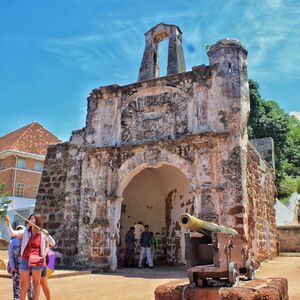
top-left (285, 116), bottom-right (300, 176)
top-left (0, 183), bottom-right (11, 219)
top-left (247, 80), bottom-right (300, 197)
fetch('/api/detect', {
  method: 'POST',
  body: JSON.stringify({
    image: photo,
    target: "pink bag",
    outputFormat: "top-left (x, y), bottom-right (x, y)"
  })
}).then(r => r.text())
top-left (28, 254), bottom-right (44, 267)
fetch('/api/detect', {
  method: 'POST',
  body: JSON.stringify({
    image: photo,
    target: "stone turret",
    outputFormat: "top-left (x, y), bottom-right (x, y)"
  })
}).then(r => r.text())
top-left (207, 39), bottom-right (250, 135)
top-left (138, 23), bottom-right (186, 81)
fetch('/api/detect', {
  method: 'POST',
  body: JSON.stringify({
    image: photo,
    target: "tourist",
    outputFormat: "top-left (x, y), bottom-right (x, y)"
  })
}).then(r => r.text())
top-left (5, 214), bottom-right (55, 300)
top-left (138, 225), bottom-right (154, 268)
top-left (124, 226), bottom-right (136, 267)
top-left (8, 225), bottom-right (34, 300)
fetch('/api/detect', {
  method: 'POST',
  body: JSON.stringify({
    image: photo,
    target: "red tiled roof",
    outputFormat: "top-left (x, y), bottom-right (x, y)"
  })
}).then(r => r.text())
top-left (0, 122), bottom-right (62, 156)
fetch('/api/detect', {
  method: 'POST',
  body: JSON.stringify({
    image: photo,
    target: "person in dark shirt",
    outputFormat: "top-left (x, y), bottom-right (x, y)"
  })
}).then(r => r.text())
top-left (124, 227), bottom-right (136, 267)
top-left (138, 225), bottom-right (154, 268)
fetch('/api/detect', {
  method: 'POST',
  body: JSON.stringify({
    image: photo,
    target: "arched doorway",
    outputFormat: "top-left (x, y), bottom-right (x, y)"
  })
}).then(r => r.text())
top-left (118, 164), bottom-right (194, 266)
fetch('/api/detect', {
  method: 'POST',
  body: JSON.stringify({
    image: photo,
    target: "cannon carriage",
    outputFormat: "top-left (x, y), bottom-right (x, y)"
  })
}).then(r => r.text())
top-left (179, 213), bottom-right (255, 287)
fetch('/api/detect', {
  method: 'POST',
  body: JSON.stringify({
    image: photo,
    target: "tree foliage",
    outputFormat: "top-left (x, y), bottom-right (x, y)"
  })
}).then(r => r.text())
top-left (0, 183), bottom-right (11, 219)
top-left (247, 80), bottom-right (300, 198)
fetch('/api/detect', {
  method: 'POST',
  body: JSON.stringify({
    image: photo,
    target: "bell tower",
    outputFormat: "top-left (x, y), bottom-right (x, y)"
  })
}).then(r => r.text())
top-left (138, 23), bottom-right (186, 81)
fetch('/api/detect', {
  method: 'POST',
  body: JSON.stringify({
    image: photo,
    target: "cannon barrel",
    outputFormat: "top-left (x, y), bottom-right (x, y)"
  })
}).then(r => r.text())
top-left (179, 213), bottom-right (238, 236)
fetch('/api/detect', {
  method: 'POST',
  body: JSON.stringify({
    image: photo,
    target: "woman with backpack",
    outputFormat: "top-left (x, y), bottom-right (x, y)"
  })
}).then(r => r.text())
top-left (5, 214), bottom-right (55, 300)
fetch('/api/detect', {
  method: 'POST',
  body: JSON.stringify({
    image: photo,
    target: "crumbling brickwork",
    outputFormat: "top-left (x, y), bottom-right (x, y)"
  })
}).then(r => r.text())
top-left (245, 142), bottom-right (277, 263)
top-left (35, 23), bottom-right (277, 270)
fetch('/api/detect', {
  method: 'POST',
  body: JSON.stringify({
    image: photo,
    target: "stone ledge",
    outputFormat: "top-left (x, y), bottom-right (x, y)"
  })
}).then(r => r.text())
top-left (0, 269), bottom-right (91, 279)
top-left (280, 252), bottom-right (300, 257)
top-left (154, 278), bottom-right (288, 300)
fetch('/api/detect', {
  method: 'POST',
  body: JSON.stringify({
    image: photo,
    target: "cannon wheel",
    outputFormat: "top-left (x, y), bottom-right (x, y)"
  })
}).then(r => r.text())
top-left (228, 262), bottom-right (240, 286)
top-left (246, 259), bottom-right (255, 280)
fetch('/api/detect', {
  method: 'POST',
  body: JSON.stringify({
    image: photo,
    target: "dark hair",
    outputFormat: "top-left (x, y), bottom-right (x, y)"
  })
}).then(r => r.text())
top-left (129, 226), bottom-right (135, 231)
top-left (27, 214), bottom-right (44, 229)
top-left (144, 225), bottom-right (149, 228)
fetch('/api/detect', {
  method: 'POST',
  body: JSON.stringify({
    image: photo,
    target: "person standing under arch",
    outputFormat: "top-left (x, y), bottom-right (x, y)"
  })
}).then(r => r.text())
top-left (138, 225), bottom-right (154, 268)
top-left (123, 226), bottom-right (136, 267)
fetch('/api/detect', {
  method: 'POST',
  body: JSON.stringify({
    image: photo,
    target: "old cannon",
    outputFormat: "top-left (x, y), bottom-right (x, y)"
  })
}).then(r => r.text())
top-left (179, 213), bottom-right (255, 286)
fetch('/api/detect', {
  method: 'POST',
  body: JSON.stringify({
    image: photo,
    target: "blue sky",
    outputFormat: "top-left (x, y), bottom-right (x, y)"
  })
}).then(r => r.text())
top-left (0, 0), bottom-right (299, 141)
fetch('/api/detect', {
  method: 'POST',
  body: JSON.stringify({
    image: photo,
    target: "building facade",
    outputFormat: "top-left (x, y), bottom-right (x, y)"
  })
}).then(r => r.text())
top-left (0, 122), bottom-right (61, 239)
top-left (35, 24), bottom-right (277, 270)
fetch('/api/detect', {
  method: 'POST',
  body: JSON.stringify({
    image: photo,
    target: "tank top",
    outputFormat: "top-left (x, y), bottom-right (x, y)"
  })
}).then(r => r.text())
top-left (22, 233), bottom-right (41, 259)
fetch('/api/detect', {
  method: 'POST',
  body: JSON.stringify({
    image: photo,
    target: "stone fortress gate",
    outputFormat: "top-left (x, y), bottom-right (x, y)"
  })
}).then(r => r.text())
top-left (36, 23), bottom-right (277, 270)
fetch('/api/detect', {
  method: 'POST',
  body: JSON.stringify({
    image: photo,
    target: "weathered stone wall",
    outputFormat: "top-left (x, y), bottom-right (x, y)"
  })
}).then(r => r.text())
top-left (278, 225), bottom-right (300, 252)
top-left (245, 142), bottom-right (277, 263)
top-left (35, 142), bottom-right (84, 266)
top-left (35, 26), bottom-right (278, 270)
top-left (75, 134), bottom-right (226, 269)
top-left (154, 278), bottom-right (289, 300)
top-left (138, 23), bottom-right (186, 81)
top-left (35, 143), bottom-right (69, 264)
top-left (251, 137), bottom-right (275, 168)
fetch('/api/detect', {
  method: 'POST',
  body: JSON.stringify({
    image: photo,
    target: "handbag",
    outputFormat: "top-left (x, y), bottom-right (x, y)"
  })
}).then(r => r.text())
top-left (28, 231), bottom-right (45, 267)
top-left (28, 254), bottom-right (44, 267)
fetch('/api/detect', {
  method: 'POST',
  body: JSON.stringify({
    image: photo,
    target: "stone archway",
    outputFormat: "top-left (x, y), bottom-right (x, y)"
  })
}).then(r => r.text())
top-left (118, 163), bottom-right (194, 266)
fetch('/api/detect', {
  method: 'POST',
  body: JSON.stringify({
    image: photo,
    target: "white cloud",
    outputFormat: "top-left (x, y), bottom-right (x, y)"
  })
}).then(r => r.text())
top-left (265, 0), bottom-right (282, 9)
top-left (233, 1), bottom-right (300, 80)
top-left (290, 112), bottom-right (300, 120)
top-left (42, 22), bottom-right (141, 76)
top-left (41, 1), bottom-right (300, 83)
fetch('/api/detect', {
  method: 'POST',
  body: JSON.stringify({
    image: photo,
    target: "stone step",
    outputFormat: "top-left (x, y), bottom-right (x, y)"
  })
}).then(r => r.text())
top-left (279, 252), bottom-right (300, 257)
top-left (0, 269), bottom-right (91, 279)
top-left (155, 278), bottom-right (288, 300)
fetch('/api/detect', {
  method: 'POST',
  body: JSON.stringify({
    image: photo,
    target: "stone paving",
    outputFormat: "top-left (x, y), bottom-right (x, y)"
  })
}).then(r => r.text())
top-left (0, 257), bottom-right (300, 300)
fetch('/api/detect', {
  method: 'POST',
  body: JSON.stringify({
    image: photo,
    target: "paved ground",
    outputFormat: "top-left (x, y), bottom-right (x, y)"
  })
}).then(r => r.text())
top-left (0, 257), bottom-right (299, 300)
top-left (0, 265), bottom-right (188, 300)
top-left (255, 256), bottom-right (300, 300)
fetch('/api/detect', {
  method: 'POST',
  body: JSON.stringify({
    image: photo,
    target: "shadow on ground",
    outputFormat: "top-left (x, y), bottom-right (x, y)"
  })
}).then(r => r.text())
top-left (98, 265), bottom-right (187, 279)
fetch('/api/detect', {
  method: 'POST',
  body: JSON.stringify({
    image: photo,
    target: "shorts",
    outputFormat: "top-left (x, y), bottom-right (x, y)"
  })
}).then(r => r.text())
top-left (41, 266), bottom-right (47, 277)
top-left (19, 259), bottom-right (44, 271)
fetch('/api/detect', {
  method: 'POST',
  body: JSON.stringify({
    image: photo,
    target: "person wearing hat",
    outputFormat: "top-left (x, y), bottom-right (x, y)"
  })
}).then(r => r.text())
top-left (8, 224), bottom-right (34, 300)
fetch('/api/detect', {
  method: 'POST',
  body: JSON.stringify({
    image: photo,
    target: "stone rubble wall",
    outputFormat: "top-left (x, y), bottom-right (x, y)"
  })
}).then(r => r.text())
top-left (245, 142), bottom-right (277, 263)
top-left (35, 143), bottom-right (69, 264)
top-left (35, 142), bottom-right (84, 266)
top-left (277, 225), bottom-right (300, 252)
top-left (154, 278), bottom-right (288, 300)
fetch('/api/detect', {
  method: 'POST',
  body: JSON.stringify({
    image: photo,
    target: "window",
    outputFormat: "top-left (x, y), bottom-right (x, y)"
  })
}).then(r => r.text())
top-left (17, 158), bottom-right (26, 169)
top-left (33, 185), bottom-right (39, 197)
top-left (15, 183), bottom-right (25, 197)
top-left (34, 161), bottom-right (43, 172)
top-left (0, 160), bottom-right (5, 170)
